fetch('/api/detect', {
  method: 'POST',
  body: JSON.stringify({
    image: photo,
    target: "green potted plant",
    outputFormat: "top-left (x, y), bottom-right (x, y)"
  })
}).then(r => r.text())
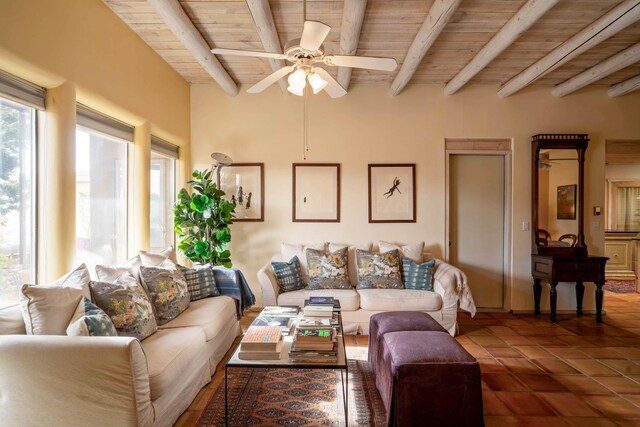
top-left (173, 168), bottom-right (235, 267)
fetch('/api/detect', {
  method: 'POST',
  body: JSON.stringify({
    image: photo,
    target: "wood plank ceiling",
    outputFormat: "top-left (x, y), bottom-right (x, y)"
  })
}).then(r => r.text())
top-left (104, 0), bottom-right (640, 97)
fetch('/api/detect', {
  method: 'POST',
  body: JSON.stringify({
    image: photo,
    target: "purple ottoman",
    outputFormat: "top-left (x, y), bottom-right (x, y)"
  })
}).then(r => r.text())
top-left (368, 311), bottom-right (447, 371)
top-left (377, 331), bottom-right (483, 427)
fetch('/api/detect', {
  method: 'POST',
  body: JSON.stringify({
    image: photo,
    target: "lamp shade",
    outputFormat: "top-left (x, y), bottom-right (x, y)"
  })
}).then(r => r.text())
top-left (288, 69), bottom-right (306, 88)
top-left (308, 71), bottom-right (328, 94)
top-left (287, 84), bottom-right (305, 96)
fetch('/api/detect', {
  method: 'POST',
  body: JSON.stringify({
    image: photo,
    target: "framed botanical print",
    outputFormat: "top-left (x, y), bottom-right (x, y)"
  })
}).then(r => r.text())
top-left (368, 164), bottom-right (416, 223)
top-left (557, 184), bottom-right (577, 220)
top-left (293, 163), bottom-right (341, 222)
top-left (217, 163), bottom-right (264, 222)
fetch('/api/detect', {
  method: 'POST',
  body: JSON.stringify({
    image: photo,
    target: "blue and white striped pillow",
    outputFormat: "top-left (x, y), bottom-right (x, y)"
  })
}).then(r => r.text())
top-left (402, 258), bottom-right (436, 291)
top-left (271, 257), bottom-right (305, 293)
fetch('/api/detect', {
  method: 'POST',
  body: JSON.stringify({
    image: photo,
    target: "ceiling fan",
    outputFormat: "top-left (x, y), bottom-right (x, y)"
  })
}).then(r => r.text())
top-left (211, 20), bottom-right (398, 98)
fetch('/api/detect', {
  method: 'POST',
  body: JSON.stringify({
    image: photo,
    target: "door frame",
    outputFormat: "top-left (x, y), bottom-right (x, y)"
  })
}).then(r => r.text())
top-left (445, 138), bottom-right (513, 311)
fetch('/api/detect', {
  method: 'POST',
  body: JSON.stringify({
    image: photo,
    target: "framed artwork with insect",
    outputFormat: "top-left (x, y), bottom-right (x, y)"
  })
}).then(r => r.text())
top-left (292, 163), bottom-right (341, 222)
top-left (368, 164), bottom-right (416, 223)
top-left (217, 163), bottom-right (264, 222)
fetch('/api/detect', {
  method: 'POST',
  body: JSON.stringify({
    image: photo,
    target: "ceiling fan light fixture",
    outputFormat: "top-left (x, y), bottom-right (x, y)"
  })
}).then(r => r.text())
top-left (288, 68), bottom-right (307, 88)
top-left (287, 84), bottom-right (305, 96)
top-left (308, 70), bottom-right (327, 94)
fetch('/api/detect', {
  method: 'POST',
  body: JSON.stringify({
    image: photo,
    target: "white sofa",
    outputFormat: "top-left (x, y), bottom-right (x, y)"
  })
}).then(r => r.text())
top-left (257, 245), bottom-right (476, 336)
top-left (0, 295), bottom-right (241, 427)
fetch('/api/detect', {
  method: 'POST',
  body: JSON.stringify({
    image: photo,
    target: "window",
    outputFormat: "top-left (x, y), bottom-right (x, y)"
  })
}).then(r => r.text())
top-left (75, 106), bottom-right (132, 268)
top-left (150, 150), bottom-right (175, 253)
top-left (0, 97), bottom-right (36, 308)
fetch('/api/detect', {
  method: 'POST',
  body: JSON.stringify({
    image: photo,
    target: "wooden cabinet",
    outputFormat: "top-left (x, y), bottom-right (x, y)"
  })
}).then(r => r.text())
top-left (604, 231), bottom-right (637, 282)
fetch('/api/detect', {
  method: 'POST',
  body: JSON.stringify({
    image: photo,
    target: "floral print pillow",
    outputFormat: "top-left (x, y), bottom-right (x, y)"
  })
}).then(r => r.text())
top-left (89, 273), bottom-right (157, 340)
top-left (356, 249), bottom-right (404, 289)
top-left (139, 266), bottom-right (190, 325)
top-left (306, 248), bottom-right (350, 290)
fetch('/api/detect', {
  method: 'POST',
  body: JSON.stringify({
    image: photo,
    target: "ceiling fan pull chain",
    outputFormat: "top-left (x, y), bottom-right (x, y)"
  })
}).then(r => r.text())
top-left (303, 86), bottom-right (309, 159)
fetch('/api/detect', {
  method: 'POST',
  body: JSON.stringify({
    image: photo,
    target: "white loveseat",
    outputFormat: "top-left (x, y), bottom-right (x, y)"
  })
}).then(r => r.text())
top-left (0, 292), bottom-right (240, 427)
top-left (257, 243), bottom-right (476, 335)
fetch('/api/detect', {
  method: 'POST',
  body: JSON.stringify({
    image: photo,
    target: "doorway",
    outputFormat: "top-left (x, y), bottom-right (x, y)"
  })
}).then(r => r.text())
top-left (446, 140), bottom-right (511, 310)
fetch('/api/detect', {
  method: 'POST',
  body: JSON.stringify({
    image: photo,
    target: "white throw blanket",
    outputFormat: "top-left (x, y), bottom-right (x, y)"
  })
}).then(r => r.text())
top-left (435, 260), bottom-right (477, 317)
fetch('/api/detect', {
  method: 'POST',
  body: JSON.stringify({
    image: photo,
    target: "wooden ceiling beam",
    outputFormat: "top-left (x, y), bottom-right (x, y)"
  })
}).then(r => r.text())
top-left (552, 42), bottom-right (640, 97)
top-left (147, 0), bottom-right (238, 96)
top-left (498, 0), bottom-right (640, 97)
top-left (245, 0), bottom-right (288, 95)
top-left (337, 0), bottom-right (368, 90)
top-left (444, 0), bottom-right (559, 96)
top-left (390, 0), bottom-right (462, 96)
top-left (608, 74), bottom-right (640, 97)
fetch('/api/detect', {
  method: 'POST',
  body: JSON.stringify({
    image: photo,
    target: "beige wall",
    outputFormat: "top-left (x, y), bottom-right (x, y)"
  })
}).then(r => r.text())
top-left (0, 0), bottom-right (191, 280)
top-left (192, 83), bottom-right (640, 312)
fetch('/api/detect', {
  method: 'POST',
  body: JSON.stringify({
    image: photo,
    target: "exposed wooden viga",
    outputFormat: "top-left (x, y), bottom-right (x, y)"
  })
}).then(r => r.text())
top-left (389, 0), bottom-right (462, 96)
top-left (498, 0), bottom-right (640, 97)
top-left (609, 74), bottom-right (640, 97)
top-left (245, 0), bottom-right (288, 94)
top-left (337, 0), bottom-right (368, 90)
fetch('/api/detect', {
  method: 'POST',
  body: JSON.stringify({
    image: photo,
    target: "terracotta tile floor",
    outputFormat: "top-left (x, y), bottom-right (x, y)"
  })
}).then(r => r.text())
top-left (175, 291), bottom-right (640, 426)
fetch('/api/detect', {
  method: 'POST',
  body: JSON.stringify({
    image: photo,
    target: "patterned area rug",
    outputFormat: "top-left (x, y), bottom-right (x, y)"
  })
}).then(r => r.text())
top-left (197, 359), bottom-right (386, 427)
top-left (604, 280), bottom-right (637, 293)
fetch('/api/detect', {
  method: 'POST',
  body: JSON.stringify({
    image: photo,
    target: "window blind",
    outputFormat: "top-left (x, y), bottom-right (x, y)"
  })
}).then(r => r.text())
top-left (76, 104), bottom-right (134, 142)
top-left (151, 135), bottom-right (179, 159)
top-left (0, 69), bottom-right (46, 110)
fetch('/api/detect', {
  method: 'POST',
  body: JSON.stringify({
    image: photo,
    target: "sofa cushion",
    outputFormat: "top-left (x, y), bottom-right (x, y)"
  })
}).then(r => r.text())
top-left (328, 242), bottom-right (373, 287)
top-left (139, 246), bottom-right (178, 265)
top-left (358, 288), bottom-right (442, 312)
top-left (402, 258), bottom-right (436, 291)
top-left (141, 326), bottom-right (207, 400)
top-left (159, 296), bottom-right (237, 341)
top-left (280, 242), bottom-right (327, 285)
top-left (178, 264), bottom-right (220, 301)
top-left (19, 264), bottom-right (91, 335)
top-left (0, 305), bottom-right (26, 335)
top-left (66, 297), bottom-right (118, 336)
top-left (379, 241), bottom-right (424, 263)
top-left (89, 276), bottom-right (158, 341)
top-left (271, 257), bottom-right (305, 293)
top-left (306, 247), bottom-right (350, 290)
top-left (139, 266), bottom-right (190, 326)
top-left (277, 288), bottom-right (360, 312)
top-left (356, 249), bottom-right (403, 289)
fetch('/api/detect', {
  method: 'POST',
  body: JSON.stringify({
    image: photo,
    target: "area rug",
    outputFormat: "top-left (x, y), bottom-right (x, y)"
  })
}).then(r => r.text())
top-left (197, 359), bottom-right (386, 427)
top-left (604, 280), bottom-right (636, 293)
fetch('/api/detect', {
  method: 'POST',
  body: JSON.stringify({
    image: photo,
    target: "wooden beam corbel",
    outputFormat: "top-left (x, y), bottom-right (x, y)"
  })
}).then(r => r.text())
top-left (245, 0), bottom-right (288, 95)
top-left (444, 0), bottom-right (559, 96)
top-left (552, 42), bottom-right (640, 97)
top-left (390, 0), bottom-right (461, 96)
top-left (147, 0), bottom-right (239, 96)
top-left (498, 0), bottom-right (640, 97)
top-left (608, 74), bottom-right (640, 97)
top-left (337, 0), bottom-right (368, 90)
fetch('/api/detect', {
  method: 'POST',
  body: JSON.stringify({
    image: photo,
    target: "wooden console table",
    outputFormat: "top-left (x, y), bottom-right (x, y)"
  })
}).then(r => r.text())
top-left (532, 254), bottom-right (608, 323)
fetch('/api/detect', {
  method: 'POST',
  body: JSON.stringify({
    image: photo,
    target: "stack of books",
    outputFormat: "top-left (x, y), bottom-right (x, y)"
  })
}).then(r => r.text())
top-left (289, 325), bottom-right (338, 363)
top-left (238, 325), bottom-right (284, 360)
top-left (252, 306), bottom-right (300, 336)
top-left (302, 296), bottom-right (336, 317)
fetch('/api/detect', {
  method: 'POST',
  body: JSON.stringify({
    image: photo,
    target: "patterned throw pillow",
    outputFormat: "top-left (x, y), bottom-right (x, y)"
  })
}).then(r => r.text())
top-left (356, 249), bottom-right (403, 289)
top-left (402, 258), bottom-right (436, 291)
top-left (271, 257), bottom-right (305, 294)
top-left (89, 274), bottom-right (158, 340)
top-left (178, 264), bottom-right (220, 301)
top-left (66, 297), bottom-right (118, 336)
top-left (306, 247), bottom-right (350, 290)
top-left (139, 266), bottom-right (190, 325)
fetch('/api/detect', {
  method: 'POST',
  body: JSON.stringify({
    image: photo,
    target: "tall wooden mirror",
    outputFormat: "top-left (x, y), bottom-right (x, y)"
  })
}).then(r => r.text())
top-left (531, 134), bottom-right (588, 256)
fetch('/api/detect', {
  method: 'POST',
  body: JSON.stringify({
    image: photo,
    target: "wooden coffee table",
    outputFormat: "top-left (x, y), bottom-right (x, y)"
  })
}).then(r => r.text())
top-left (224, 309), bottom-right (348, 426)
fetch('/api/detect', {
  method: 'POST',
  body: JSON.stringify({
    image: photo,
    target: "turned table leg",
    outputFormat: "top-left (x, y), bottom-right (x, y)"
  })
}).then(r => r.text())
top-left (595, 281), bottom-right (604, 323)
top-left (533, 279), bottom-right (542, 315)
top-left (550, 281), bottom-right (558, 323)
top-left (576, 282), bottom-right (585, 316)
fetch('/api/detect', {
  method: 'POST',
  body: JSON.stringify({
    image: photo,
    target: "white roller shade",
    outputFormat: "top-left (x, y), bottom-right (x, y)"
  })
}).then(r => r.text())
top-left (76, 104), bottom-right (134, 142)
top-left (0, 70), bottom-right (46, 110)
top-left (151, 135), bottom-right (179, 159)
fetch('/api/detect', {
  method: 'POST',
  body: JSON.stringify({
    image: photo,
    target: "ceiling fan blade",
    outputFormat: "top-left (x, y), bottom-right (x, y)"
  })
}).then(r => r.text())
top-left (323, 55), bottom-right (397, 72)
top-left (299, 21), bottom-right (331, 52)
top-left (247, 66), bottom-right (296, 94)
top-left (313, 68), bottom-right (347, 98)
top-left (211, 48), bottom-right (287, 60)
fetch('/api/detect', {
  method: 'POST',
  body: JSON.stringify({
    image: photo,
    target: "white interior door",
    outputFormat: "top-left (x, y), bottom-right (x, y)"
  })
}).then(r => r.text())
top-left (449, 154), bottom-right (505, 309)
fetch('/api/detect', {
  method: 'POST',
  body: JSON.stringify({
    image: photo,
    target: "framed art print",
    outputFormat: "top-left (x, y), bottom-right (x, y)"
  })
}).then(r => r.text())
top-left (557, 184), bottom-right (576, 220)
top-left (218, 163), bottom-right (264, 222)
top-left (293, 163), bottom-right (341, 222)
top-left (369, 164), bottom-right (416, 223)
